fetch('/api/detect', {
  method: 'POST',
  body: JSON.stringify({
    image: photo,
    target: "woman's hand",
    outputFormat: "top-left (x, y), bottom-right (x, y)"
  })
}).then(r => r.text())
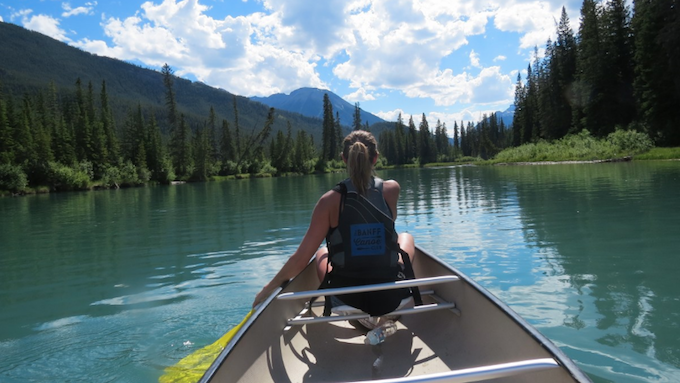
top-left (252, 283), bottom-right (273, 308)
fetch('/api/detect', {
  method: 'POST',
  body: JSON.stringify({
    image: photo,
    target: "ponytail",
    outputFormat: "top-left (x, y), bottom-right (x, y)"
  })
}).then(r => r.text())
top-left (343, 130), bottom-right (378, 195)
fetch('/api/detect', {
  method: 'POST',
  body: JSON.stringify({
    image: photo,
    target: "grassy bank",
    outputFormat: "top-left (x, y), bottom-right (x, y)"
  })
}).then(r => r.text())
top-left (487, 129), bottom-right (663, 164)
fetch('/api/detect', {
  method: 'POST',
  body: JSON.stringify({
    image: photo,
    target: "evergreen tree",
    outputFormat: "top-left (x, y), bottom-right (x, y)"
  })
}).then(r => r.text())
top-left (171, 114), bottom-right (193, 179)
top-left (232, 96), bottom-right (241, 161)
top-left (270, 123), bottom-right (293, 173)
top-left (122, 104), bottom-right (146, 168)
top-left (573, 0), bottom-right (604, 135)
top-left (73, 78), bottom-right (93, 162)
top-left (192, 124), bottom-right (211, 181)
top-left (512, 73), bottom-right (525, 147)
top-left (100, 80), bottom-right (120, 165)
top-left (523, 64), bottom-right (536, 144)
top-left (219, 119), bottom-right (235, 164)
top-left (418, 113), bottom-right (435, 165)
top-left (633, 0), bottom-right (680, 145)
top-left (453, 121), bottom-right (460, 159)
top-left (352, 102), bottom-right (362, 131)
top-left (292, 129), bottom-right (314, 173)
top-left (208, 106), bottom-right (219, 163)
top-left (600, 0), bottom-right (635, 131)
top-left (321, 93), bottom-right (335, 161)
top-left (553, 7), bottom-right (577, 138)
top-left (407, 115), bottom-right (418, 161)
top-left (162, 64), bottom-right (178, 130)
top-left (394, 113), bottom-right (406, 164)
top-left (0, 94), bottom-right (13, 164)
top-left (146, 112), bottom-right (168, 182)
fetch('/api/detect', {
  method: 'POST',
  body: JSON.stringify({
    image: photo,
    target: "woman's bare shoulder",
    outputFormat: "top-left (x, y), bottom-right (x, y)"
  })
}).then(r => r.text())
top-left (382, 179), bottom-right (401, 195)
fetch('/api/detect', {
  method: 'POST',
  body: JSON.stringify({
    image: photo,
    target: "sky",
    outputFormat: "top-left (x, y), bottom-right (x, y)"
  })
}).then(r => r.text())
top-left (1, 0), bottom-right (587, 128)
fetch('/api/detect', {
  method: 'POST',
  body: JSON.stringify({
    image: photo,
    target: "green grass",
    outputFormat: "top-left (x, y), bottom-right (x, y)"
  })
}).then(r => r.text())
top-left (634, 147), bottom-right (680, 160)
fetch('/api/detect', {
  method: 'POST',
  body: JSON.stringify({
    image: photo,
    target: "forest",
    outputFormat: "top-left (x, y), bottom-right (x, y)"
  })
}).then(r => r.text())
top-left (0, 0), bottom-right (678, 194)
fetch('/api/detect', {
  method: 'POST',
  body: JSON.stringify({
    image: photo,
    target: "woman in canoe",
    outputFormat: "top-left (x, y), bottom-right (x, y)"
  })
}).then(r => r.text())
top-left (253, 130), bottom-right (417, 319)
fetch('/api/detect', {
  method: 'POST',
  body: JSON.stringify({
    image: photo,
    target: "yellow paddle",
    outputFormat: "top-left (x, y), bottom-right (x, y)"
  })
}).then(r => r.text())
top-left (159, 310), bottom-right (254, 383)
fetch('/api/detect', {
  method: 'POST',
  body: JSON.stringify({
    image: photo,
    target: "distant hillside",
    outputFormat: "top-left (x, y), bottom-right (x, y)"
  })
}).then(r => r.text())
top-left (251, 88), bottom-right (385, 128)
top-left (0, 21), bottom-right (323, 138)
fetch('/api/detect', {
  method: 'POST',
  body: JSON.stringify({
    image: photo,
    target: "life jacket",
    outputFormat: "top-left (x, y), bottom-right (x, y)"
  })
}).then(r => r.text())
top-left (320, 177), bottom-right (421, 317)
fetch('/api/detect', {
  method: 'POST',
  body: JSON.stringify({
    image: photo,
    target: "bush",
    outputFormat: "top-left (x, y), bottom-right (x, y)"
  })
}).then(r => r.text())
top-left (47, 162), bottom-right (91, 191)
top-left (118, 161), bottom-right (143, 187)
top-left (0, 164), bottom-right (28, 193)
top-left (99, 166), bottom-right (121, 188)
top-left (257, 161), bottom-right (277, 176)
top-left (155, 157), bottom-right (176, 184)
top-left (607, 129), bottom-right (653, 155)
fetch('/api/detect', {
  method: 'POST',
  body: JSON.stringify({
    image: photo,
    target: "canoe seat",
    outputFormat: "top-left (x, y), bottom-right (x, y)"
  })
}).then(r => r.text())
top-left (277, 276), bottom-right (460, 326)
top-left (342, 358), bottom-right (560, 383)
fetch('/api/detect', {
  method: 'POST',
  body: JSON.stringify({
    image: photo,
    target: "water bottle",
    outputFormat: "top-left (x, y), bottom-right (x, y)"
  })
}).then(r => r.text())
top-left (364, 320), bottom-right (397, 345)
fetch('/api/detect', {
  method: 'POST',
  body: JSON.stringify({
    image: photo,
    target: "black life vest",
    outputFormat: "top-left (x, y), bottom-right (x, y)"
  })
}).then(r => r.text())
top-left (320, 178), bottom-right (421, 317)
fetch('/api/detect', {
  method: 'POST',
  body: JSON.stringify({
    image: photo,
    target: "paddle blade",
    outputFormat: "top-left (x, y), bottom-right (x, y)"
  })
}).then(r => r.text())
top-left (159, 310), bottom-right (253, 383)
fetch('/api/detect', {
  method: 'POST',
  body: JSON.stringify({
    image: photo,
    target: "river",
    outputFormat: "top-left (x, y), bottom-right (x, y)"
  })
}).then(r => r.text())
top-left (1, 161), bottom-right (679, 382)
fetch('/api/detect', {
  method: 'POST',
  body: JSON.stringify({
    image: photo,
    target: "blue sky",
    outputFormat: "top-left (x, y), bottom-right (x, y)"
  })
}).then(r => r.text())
top-left (1, 0), bottom-right (586, 128)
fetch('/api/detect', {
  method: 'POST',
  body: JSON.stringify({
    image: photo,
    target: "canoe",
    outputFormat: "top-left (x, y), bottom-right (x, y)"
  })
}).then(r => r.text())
top-left (199, 246), bottom-right (592, 383)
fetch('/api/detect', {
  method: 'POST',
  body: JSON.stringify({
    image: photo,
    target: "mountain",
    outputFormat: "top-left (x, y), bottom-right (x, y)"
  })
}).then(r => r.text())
top-left (497, 105), bottom-right (515, 126)
top-left (251, 88), bottom-right (385, 128)
top-left (0, 21), bottom-right (323, 137)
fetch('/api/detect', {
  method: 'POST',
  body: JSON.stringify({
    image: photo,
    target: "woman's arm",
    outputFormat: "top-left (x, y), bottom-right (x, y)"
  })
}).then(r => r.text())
top-left (252, 190), bottom-right (339, 307)
top-left (382, 179), bottom-right (401, 221)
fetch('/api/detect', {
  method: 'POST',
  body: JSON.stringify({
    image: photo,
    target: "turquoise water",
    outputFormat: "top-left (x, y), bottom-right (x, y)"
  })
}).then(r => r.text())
top-left (1, 161), bottom-right (679, 382)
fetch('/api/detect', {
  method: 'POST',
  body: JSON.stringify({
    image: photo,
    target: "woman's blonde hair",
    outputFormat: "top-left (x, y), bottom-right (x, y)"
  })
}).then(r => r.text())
top-left (342, 130), bottom-right (378, 195)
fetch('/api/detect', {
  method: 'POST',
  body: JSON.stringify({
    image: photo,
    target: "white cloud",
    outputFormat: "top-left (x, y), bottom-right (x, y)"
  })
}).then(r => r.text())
top-left (62, 2), bottom-right (97, 18)
top-left (344, 87), bottom-right (376, 102)
top-left (469, 50), bottom-right (481, 68)
top-left (0, 15), bottom-right (3, 22)
top-left (493, 55), bottom-right (506, 62)
top-left (66, 0), bottom-right (551, 109)
top-left (72, 0), bottom-right (326, 96)
top-left (493, 1), bottom-right (581, 51)
top-left (17, 10), bottom-right (70, 42)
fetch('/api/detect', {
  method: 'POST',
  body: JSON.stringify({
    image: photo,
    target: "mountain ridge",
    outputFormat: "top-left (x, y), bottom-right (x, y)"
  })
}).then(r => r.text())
top-left (251, 87), bottom-right (385, 127)
top-left (0, 21), bottom-right (323, 138)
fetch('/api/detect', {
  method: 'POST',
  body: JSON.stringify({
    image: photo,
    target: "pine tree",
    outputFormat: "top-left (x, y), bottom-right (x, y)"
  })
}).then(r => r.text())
top-left (394, 113), bottom-right (406, 164)
top-left (352, 102), bottom-right (362, 131)
top-left (418, 113), bottom-right (435, 165)
top-left (600, 0), bottom-right (635, 131)
top-left (573, 0), bottom-right (604, 135)
top-left (208, 106), bottom-right (219, 162)
top-left (553, 7), bottom-right (577, 138)
top-left (219, 119), bottom-right (235, 164)
top-left (512, 73), bottom-right (525, 147)
top-left (192, 124), bottom-right (211, 181)
top-left (633, 0), bottom-right (680, 145)
top-left (162, 64), bottom-right (178, 130)
top-left (171, 114), bottom-right (193, 179)
top-left (100, 80), bottom-right (120, 165)
top-left (453, 121), bottom-right (460, 159)
top-left (0, 94), bottom-right (13, 164)
top-left (321, 93), bottom-right (334, 161)
top-left (407, 115), bottom-right (417, 161)
top-left (73, 78), bottom-right (93, 162)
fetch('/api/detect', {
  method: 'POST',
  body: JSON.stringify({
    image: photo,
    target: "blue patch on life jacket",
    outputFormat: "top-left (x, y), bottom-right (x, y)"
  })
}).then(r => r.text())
top-left (350, 223), bottom-right (386, 256)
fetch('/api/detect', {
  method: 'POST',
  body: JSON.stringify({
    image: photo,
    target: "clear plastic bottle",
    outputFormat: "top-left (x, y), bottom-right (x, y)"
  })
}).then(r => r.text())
top-left (364, 320), bottom-right (398, 345)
